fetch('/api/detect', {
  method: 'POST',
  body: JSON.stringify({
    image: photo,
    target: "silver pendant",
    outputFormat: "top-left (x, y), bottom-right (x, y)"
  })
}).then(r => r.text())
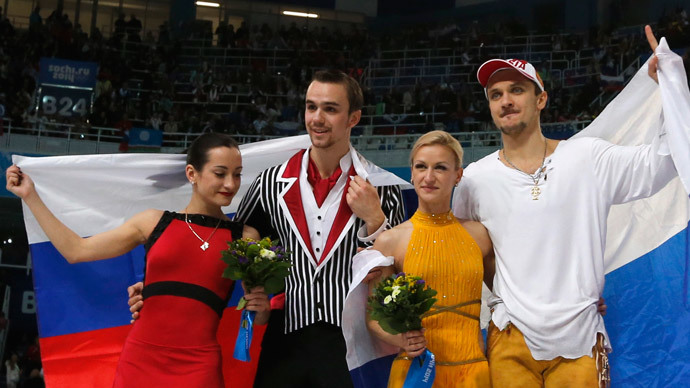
top-left (531, 186), bottom-right (541, 200)
top-left (200, 242), bottom-right (209, 251)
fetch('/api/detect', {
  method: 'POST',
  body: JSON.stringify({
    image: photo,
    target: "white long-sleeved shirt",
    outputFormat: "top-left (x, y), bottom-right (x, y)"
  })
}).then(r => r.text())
top-left (453, 134), bottom-right (677, 360)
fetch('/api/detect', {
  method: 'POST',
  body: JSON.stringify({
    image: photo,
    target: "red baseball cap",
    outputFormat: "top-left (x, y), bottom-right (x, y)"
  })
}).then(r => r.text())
top-left (477, 58), bottom-right (545, 98)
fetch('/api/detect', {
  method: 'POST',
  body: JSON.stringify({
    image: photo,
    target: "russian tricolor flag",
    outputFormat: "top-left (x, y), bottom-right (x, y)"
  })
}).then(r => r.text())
top-left (16, 136), bottom-right (314, 388)
top-left (343, 38), bottom-right (690, 387)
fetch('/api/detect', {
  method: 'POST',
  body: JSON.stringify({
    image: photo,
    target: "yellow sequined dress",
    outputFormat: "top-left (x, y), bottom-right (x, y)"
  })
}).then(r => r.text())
top-left (388, 211), bottom-right (490, 388)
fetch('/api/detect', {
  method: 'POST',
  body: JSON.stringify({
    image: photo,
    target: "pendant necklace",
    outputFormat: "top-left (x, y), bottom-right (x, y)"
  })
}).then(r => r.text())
top-left (502, 139), bottom-right (548, 200)
top-left (184, 210), bottom-right (222, 251)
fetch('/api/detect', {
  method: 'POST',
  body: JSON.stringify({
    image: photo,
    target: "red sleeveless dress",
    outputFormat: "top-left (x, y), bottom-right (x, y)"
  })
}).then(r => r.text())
top-left (112, 211), bottom-right (242, 388)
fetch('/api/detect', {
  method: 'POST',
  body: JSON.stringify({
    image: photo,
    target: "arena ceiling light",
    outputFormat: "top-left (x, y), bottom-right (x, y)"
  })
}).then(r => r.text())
top-left (282, 10), bottom-right (319, 18)
top-left (196, 1), bottom-right (220, 7)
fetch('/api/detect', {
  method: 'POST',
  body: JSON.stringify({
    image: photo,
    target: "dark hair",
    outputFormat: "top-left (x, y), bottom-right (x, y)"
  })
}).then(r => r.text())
top-left (533, 81), bottom-right (544, 96)
top-left (186, 133), bottom-right (239, 171)
top-left (311, 70), bottom-right (363, 114)
top-left (532, 71), bottom-right (545, 96)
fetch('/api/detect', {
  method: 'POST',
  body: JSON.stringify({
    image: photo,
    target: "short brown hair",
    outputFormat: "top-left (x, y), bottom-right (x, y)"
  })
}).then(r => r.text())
top-left (410, 130), bottom-right (464, 169)
top-left (311, 70), bottom-right (363, 114)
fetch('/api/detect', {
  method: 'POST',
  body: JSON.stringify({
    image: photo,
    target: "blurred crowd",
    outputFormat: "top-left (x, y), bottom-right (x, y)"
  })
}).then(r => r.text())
top-left (3, 335), bottom-right (43, 388)
top-left (0, 5), bottom-right (689, 140)
top-left (0, 270), bottom-right (43, 388)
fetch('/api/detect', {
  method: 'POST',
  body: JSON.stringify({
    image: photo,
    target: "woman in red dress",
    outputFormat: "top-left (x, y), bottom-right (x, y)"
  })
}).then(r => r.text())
top-left (5, 133), bottom-right (270, 387)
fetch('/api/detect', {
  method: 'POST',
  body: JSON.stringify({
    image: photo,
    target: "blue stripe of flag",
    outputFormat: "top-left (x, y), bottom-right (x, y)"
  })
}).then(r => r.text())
top-left (603, 223), bottom-right (690, 387)
top-left (32, 242), bottom-right (145, 337)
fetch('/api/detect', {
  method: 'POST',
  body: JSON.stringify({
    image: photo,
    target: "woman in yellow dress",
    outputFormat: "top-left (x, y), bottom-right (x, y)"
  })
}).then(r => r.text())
top-left (367, 130), bottom-right (494, 387)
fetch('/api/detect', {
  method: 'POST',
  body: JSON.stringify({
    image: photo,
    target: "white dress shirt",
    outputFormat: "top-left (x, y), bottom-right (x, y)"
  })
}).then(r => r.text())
top-left (299, 147), bottom-right (353, 264)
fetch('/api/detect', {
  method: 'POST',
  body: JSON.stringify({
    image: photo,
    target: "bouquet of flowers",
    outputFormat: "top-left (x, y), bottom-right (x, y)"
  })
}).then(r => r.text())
top-left (221, 237), bottom-right (292, 309)
top-left (368, 272), bottom-right (438, 385)
top-left (221, 237), bottom-right (291, 362)
top-left (367, 272), bottom-right (437, 335)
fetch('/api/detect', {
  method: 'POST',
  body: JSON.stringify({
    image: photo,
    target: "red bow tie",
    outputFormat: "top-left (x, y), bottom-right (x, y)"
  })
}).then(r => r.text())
top-left (307, 157), bottom-right (343, 207)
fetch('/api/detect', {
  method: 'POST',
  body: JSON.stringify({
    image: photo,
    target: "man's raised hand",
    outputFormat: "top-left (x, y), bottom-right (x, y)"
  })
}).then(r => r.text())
top-left (645, 25), bottom-right (659, 83)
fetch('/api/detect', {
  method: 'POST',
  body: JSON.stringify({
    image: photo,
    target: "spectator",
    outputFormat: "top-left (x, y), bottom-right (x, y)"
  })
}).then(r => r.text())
top-left (158, 21), bottom-right (169, 45)
top-left (23, 369), bottom-right (45, 388)
top-left (5, 353), bottom-right (20, 388)
top-left (252, 113), bottom-right (269, 135)
top-left (215, 22), bottom-right (228, 47)
top-left (158, 93), bottom-right (173, 115)
top-left (114, 113), bottom-right (132, 152)
top-left (114, 13), bottom-right (126, 38)
top-left (163, 117), bottom-right (179, 133)
top-left (148, 112), bottom-right (162, 130)
top-left (126, 14), bottom-right (142, 40)
top-left (29, 6), bottom-right (42, 32)
top-left (94, 72), bottom-right (113, 99)
top-left (24, 336), bottom-right (41, 378)
top-left (402, 87), bottom-right (413, 112)
top-left (0, 92), bottom-right (5, 135)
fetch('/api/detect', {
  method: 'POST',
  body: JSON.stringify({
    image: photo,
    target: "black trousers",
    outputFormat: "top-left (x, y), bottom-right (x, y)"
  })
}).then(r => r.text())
top-left (253, 310), bottom-right (355, 388)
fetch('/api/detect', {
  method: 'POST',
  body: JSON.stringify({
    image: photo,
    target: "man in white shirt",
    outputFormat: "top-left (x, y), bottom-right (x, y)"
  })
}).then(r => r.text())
top-left (452, 26), bottom-right (683, 387)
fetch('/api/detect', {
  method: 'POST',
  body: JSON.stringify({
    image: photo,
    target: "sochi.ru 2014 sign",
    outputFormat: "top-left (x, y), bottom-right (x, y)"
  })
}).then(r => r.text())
top-left (37, 58), bottom-right (99, 118)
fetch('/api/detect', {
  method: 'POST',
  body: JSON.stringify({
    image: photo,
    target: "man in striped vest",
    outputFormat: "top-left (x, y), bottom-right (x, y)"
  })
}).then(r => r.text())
top-left (234, 69), bottom-right (405, 388)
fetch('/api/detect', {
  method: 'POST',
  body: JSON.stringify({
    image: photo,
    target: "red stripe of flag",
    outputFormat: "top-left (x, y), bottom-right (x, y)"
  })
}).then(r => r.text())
top-left (39, 308), bottom-right (266, 387)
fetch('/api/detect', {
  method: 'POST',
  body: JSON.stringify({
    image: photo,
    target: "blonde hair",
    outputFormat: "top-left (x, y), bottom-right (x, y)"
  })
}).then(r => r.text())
top-left (410, 130), bottom-right (464, 169)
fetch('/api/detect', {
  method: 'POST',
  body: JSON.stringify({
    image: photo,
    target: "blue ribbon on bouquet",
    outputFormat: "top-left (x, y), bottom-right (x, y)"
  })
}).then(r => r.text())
top-left (233, 309), bottom-right (256, 362)
top-left (402, 349), bottom-right (436, 388)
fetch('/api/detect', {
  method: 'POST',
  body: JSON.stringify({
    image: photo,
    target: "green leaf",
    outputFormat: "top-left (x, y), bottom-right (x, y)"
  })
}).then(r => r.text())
top-left (222, 268), bottom-right (244, 280)
top-left (236, 297), bottom-right (247, 310)
top-left (246, 244), bottom-right (261, 257)
top-left (264, 276), bottom-right (286, 294)
top-left (418, 298), bottom-right (437, 314)
top-left (377, 317), bottom-right (402, 335)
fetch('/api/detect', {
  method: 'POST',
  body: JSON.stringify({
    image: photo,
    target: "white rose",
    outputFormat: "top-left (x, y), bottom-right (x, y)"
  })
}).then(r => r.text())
top-left (391, 286), bottom-right (401, 300)
top-left (384, 295), bottom-right (393, 305)
top-left (260, 248), bottom-right (277, 259)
